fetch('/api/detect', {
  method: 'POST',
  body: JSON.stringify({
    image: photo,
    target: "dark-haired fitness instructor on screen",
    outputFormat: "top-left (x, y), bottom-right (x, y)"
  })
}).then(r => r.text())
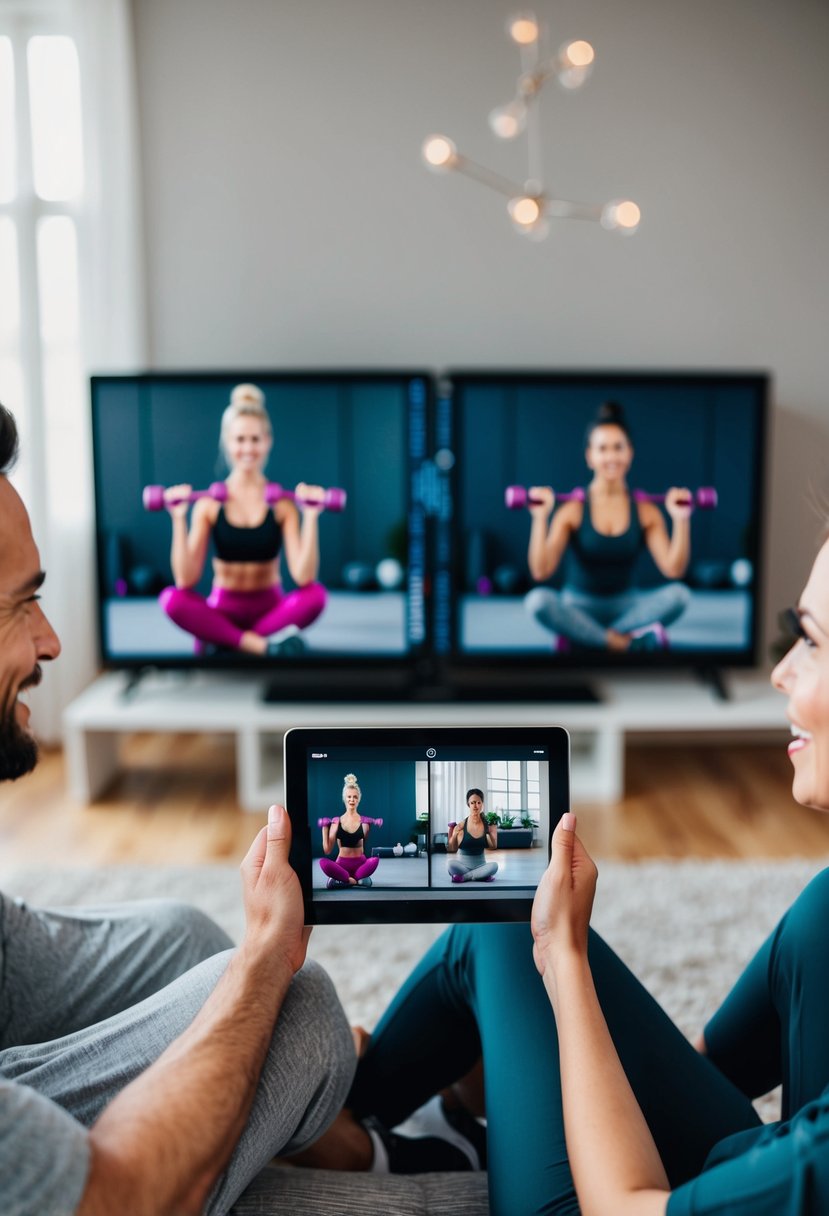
top-left (524, 401), bottom-right (692, 652)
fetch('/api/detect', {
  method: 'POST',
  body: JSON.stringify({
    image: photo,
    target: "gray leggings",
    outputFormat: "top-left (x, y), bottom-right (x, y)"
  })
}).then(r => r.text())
top-left (0, 895), bottom-right (355, 1214)
top-left (525, 582), bottom-right (691, 648)
top-left (447, 853), bottom-right (499, 881)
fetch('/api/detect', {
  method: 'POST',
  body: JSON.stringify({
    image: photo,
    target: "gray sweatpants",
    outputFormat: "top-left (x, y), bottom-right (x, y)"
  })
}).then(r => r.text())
top-left (0, 894), bottom-right (355, 1214)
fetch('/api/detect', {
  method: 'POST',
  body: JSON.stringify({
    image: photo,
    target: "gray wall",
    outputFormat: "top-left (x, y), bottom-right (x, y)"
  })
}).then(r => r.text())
top-left (131, 0), bottom-right (829, 652)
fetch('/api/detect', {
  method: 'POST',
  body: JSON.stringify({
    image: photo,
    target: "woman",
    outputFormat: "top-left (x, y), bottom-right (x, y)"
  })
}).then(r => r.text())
top-left (446, 789), bottom-right (499, 883)
top-left (524, 400), bottom-right (692, 651)
top-left (159, 383), bottom-right (326, 655)
top-left (302, 534), bottom-right (829, 1215)
top-left (319, 773), bottom-right (380, 890)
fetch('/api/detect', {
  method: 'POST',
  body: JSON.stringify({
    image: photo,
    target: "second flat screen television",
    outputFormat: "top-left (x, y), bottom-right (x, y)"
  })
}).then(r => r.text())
top-left (438, 371), bottom-right (767, 675)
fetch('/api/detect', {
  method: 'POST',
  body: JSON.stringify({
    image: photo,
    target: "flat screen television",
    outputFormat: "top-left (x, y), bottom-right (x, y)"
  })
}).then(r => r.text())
top-left (434, 371), bottom-right (769, 697)
top-left (90, 371), bottom-right (432, 696)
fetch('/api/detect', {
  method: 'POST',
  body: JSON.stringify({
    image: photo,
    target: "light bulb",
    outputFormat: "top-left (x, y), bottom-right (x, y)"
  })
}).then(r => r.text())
top-left (507, 12), bottom-right (539, 45)
top-left (488, 100), bottom-right (527, 140)
top-left (561, 39), bottom-right (594, 68)
top-left (508, 195), bottom-right (543, 232)
top-left (422, 134), bottom-right (458, 171)
top-left (557, 39), bottom-right (595, 89)
top-left (601, 199), bottom-right (641, 233)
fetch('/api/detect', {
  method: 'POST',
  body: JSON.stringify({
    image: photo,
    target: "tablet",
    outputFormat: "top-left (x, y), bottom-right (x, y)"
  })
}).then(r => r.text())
top-left (283, 725), bottom-right (570, 924)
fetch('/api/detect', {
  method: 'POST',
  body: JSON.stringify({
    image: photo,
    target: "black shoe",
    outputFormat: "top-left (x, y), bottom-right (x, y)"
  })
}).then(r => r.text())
top-left (440, 1098), bottom-right (487, 1170)
top-left (364, 1095), bottom-right (483, 1173)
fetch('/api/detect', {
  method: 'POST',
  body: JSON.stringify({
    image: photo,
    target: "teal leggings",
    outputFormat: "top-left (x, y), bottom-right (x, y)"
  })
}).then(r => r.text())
top-left (704, 866), bottom-right (829, 1119)
top-left (348, 922), bottom-right (760, 1214)
top-left (349, 868), bottom-right (829, 1214)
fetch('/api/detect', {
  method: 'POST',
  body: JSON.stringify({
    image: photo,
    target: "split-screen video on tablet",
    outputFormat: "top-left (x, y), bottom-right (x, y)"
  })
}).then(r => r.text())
top-left (284, 725), bottom-right (570, 924)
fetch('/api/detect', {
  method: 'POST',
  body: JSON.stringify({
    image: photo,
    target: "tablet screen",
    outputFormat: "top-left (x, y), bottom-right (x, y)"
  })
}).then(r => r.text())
top-left (283, 725), bottom-right (570, 924)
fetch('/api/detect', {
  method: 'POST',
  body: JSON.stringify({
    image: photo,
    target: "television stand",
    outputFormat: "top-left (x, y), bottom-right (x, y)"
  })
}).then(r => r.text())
top-left (425, 681), bottom-right (601, 704)
top-left (695, 667), bottom-right (730, 701)
top-left (63, 670), bottom-right (786, 812)
top-left (262, 670), bottom-right (419, 704)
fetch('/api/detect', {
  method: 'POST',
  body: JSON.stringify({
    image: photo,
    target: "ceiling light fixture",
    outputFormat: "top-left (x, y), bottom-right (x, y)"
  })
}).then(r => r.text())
top-left (421, 10), bottom-right (640, 240)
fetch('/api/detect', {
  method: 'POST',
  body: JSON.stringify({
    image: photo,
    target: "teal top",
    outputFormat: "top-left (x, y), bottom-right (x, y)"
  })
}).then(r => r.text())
top-left (459, 818), bottom-right (488, 856)
top-left (567, 490), bottom-right (645, 595)
top-left (667, 1089), bottom-right (829, 1215)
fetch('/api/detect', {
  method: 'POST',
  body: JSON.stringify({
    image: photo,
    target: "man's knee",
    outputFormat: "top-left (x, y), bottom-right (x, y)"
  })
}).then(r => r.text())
top-left (142, 899), bottom-right (234, 961)
top-left (271, 959), bottom-right (356, 1151)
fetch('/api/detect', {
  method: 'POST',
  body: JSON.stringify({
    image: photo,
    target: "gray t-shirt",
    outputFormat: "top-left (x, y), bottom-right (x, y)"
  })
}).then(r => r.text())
top-left (0, 1079), bottom-right (89, 1215)
top-left (0, 919), bottom-right (90, 1216)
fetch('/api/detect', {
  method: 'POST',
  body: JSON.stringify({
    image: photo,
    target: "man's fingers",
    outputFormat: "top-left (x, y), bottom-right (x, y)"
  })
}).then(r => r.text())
top-left (241, 825), bottom-right (268, 875)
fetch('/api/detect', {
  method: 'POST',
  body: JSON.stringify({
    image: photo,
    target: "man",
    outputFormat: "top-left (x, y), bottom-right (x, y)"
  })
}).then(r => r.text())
top-left (0, 404), bottom-right (355, 1214)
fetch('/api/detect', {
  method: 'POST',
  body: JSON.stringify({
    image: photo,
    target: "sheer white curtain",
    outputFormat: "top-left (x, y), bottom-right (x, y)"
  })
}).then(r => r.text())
top-left (429, 761), bottom-right (488, 831)
top-left (0, 0), bottom-right (147, 740)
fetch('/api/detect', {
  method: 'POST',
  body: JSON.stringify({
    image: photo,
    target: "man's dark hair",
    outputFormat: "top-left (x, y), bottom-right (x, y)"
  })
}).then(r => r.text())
top-left (0, 404), bottom-right (19, 475)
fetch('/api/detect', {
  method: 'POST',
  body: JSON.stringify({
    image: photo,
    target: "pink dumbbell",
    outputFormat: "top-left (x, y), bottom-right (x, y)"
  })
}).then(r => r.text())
top-left (360, 816), bottom-right (384, 827)
top-left (632, 487), bottom-right (718, 510)
top-left (142, 482), bottom-right (229, 511)
top-left (448, 822), bottom-right (457, 834)
top-left (264, 483), bottom-right (347, 513)
top-left (317, 816), bottom-right (341, 828)
top-left (504, 485), bottom-right (586, 510)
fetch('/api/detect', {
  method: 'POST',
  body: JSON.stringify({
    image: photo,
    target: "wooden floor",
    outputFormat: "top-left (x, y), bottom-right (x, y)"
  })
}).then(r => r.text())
top-left (2, 734), bottom-right (829, 866)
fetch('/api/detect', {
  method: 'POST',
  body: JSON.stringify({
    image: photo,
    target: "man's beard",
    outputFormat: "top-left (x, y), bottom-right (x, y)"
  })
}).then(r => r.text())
top-left (0, 667), bottom-right (41, 781)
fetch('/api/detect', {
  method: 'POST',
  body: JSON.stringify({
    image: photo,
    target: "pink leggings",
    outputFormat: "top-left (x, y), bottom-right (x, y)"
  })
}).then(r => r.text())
top-left (159, 582), bottom-right (327, 650)
top-left (319, 855), bottom-right (380, 883)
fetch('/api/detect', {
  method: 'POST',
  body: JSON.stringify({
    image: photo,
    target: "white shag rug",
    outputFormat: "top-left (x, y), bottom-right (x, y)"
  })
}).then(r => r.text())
top-left (4, 858), bottom-right (826, 1119)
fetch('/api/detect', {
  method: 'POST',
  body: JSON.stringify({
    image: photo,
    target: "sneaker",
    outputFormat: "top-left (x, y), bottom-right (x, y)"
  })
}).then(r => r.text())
top-left (629, 623), bottom-right (669, 652)
top-left (326, 877), bottom-right (350, 890)
top-left (450, 874), bottom-right (466, 884)
top-left (357, 876), bottom-right (373, 887)
top-left (391, 1094), bottom-right (485, 1170)
top-left (267, 625), bottom-right (306, 657)
top-left (554, 634), bottom-right (572, 653)
top-left (194, 641), bottom-right (233, 658)
top-left (363, 1103), bottom-right (479, 1173)
top-left (439, 1098), bottom-right (488, 1170)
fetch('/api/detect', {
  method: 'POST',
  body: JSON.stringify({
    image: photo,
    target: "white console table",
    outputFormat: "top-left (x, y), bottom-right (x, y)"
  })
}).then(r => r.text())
top-left (63, 671), bottom-right (788, 812)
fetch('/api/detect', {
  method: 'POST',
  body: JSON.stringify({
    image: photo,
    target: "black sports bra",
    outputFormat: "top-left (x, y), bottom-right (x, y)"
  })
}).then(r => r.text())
top-left (213, 507), bottom-right (282, 563)
top-left (336, 821), bottom-right (366, 848)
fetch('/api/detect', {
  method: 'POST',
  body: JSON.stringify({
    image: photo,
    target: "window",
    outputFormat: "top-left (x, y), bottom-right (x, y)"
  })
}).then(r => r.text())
top-left (28, 35), bottom-right (84, 201)
top-left (0, 12), bottom-right (84, 511)
top-left (487, 760), bottom-right (540, 817)
top-left (0, 36), bottom-right (15, 202)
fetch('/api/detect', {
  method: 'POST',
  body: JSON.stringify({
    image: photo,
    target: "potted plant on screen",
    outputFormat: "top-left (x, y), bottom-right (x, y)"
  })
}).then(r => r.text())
top-left (520, 812), bottom-right (539, 844)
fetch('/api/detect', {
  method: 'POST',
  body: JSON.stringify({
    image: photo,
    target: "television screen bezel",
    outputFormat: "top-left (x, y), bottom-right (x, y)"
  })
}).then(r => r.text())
top-left (89, 369), bottom-right (435, 682)
top-left (440, 368), bottom-right (770, 677)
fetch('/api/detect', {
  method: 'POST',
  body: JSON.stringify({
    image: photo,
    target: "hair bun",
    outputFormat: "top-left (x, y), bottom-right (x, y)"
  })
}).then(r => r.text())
top-left (344, 773), bottom-right (358, 786)
top-left (230, 383), bottom-right (265, 410)
top-left (596, 399), bottom-right (625, 425)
